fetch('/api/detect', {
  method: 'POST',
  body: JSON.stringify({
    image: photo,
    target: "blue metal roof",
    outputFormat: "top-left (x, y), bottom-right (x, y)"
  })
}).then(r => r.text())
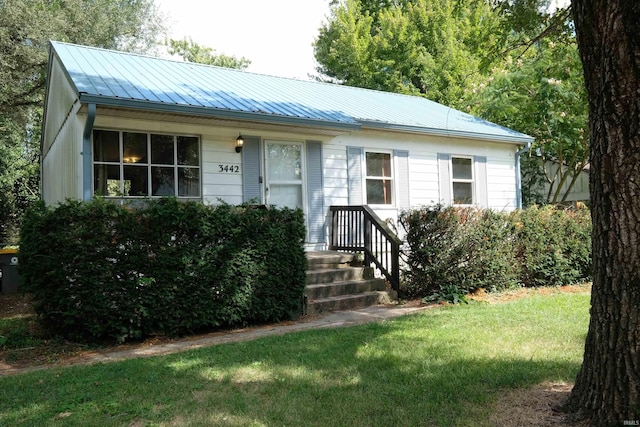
top-left (50, 41), bottom-right (533, 144)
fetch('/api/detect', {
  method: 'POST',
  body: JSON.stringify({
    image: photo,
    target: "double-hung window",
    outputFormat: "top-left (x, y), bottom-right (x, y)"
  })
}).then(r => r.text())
top-left (451, 156), bottom-right (474, 205)
top-left (365, 151), bottom-right (393, 205)
top-left (93, 130), bottom-right (200, 198)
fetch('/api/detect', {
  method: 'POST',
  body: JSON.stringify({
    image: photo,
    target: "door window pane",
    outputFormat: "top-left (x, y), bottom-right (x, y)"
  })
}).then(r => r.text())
top-left (123, 132), bottom-right (147, 164)
top-left (93, 130), bottom-right (119, 162)
top-left (151, 134), bottom-right (174, 165)
top-left (177, 136), bottom-right (199, 166)
top-left (267, 144), bottom-right (302, 181)
top-left (269, 184), bottom-right (302, 210)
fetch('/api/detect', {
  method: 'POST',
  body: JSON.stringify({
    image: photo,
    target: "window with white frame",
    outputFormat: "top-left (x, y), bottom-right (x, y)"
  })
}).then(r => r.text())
top-left (93, 130), bottom-right (200, 198)
top-left (365, 151), bottom-right (393, 205)
top-left (451, 156), bottom-right (474, 205)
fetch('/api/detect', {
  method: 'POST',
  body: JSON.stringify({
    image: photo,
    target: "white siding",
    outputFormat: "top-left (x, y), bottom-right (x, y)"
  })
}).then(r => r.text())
top-left (201, 134), bottom-right (243, 205)
top-left (322, 145), bottom-right (349, 207)
top-left (487, 159), bottom-right (517, 210)
top-left (42, 57), bottom-right (79, 155)
top-left (42, 114), bottom-right (83, 205)
top-left (42, 56), bottom-right (84, 206)
top-left (321, 129), bottom-right (519, 228)
top-left (409, 154), bottom-right (440, 206)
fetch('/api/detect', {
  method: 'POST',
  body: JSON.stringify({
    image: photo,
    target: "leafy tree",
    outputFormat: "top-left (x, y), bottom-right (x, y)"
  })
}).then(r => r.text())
top-left (0, 0), bottom-right (164, 244)
top-left (167, 38), bottom-right (251, 69)
top-left (470, 38), bottom-right (589, 205)
top-left (314, 0), bottom-right (505, 107)
top-left (563, 0), bottom-right (640, 424)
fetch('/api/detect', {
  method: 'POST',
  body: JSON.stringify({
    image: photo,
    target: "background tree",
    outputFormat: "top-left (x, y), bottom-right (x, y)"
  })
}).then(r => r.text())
top-left (470, 37), bottom-right (588, 205)
top-left (564, 0), bottom-right (640, 423)
top-left (0, 0), bottom-right (165, 244)
top-left (314, 0), bottom-right (505, 108)
top-left (167, 38), bottom-right (251, 69)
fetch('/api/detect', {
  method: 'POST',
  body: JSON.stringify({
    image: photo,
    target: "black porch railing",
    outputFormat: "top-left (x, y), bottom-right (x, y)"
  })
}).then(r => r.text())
top-left (328, 205), bottom-right (402, 293)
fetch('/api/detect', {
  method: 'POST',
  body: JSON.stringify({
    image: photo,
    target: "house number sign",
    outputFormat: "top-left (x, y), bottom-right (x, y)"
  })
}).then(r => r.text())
top-left (215, 163), bottom-right (241, 174)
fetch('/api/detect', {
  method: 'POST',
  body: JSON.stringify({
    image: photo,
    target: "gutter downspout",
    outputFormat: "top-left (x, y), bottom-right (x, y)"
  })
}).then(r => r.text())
top-left (515, 141), bottom-right (532, 209)
top-left (82, 103), bottom-right (96, 201)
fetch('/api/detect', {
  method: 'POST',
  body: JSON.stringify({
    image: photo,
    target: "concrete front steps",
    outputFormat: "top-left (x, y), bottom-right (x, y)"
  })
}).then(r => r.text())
top-left (305, 251), bottom-right (395, 315)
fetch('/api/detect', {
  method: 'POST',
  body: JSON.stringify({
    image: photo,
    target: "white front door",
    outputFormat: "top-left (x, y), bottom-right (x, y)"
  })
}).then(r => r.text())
top-left (264, 141), bottom-right (305, 210)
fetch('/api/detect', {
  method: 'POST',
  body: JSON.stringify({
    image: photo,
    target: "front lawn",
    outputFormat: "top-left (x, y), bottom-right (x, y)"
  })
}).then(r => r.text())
top-left (0, 291), bottom-right (590, 426)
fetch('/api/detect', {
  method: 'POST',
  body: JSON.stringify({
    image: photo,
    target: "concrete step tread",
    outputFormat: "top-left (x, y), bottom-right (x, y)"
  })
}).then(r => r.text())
top-left (307, 291), bottom-right (389, 304)
top-left (306, 266), bottom-right (367, 274)
top-left (306, 251), bottom-right (357, 270)
top-left (307, 251), bottom-right (355, 264)
top-left (305, 291), bottom-right (394, 315)
top-left (305, 277), bottom-right (384, 288)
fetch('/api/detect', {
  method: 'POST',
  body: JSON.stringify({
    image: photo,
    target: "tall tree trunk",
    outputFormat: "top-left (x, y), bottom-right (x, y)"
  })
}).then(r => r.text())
top-left (566, 0), bottom-right (640, 424)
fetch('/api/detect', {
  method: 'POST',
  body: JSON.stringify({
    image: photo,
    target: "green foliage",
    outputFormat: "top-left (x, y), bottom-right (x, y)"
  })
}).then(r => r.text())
top-left (19, 199), bottom-right (307, 343)
top-left (400, 204), bottom-right (592, 300)
top-left (511, 205), bottom-right (592, 287)
top-left (167, 38), bottom-right (251, 69)
top-left (315, 0), bottom-right (505, 107)
top-left (400, 205), bottom-right (519, 299)
top-left (0, 317), bottom-right (43, 350)
top-left (470, 38), bottom-right (589, 205)
top-left (0, 0), bottom-right (165, 244)
top-left (423, 284), bottom-right (470, 305)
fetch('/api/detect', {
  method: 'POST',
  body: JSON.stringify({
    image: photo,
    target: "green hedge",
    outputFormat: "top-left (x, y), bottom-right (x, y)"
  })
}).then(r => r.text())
top-left (399, 204), bottom-right (592, 300)
top-left (19, 198), bottom-right (307, 343)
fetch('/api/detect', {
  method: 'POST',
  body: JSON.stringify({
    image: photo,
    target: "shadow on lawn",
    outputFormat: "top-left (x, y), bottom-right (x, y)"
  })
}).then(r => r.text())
top-left (0, 317), bottom-right (583, 427)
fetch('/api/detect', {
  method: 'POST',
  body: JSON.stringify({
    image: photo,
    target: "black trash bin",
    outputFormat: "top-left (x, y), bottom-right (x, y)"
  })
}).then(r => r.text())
top-left (0, 249), bottom-right (21, 294)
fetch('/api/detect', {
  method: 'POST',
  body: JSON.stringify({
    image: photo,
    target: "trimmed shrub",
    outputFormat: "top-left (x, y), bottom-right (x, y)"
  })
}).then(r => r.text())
top-left (400, 204), bottom-right (591, 300)
top-left (399, 205), bottom-right (519, 299)
top-left (511, 205), bottom-right (592, 287)
top-left (19, 198), bottom-right (307, 343)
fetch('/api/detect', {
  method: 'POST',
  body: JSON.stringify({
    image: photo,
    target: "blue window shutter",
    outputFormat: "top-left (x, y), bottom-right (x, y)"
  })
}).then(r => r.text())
top-left (394, 150), bottom-right (410, 208)
top-left (474, 156), bottom-right (488, 208)
top-left (438, 153), bottom-right (451, 205)
top-left (347, 146), bottom-right (364, 205)
top-left (242, 136), bottom-right (262, 203)
top-left (306, 140), bottom-right (325, 243)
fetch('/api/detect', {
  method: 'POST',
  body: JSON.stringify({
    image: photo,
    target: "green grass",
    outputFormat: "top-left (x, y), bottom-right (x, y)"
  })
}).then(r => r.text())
top-left (0, 292), bottom-right (589, 426)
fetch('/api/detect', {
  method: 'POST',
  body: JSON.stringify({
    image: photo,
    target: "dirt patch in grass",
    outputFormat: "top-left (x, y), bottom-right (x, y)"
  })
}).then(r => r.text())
top-left (469, 283), bottom-right (591, 304)
top-left (0, 293), bottom-right (34, 318)
top-left (490, 381), bottom-right (589, 427)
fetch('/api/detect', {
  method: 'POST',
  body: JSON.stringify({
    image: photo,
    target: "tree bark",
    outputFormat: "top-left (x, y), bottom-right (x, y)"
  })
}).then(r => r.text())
top-left (566, 0), bottom-right (640, 424)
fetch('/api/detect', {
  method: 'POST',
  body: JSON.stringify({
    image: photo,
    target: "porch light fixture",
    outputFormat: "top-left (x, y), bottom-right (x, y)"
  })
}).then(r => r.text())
top-left (235, 134), bottom-right (244, 153)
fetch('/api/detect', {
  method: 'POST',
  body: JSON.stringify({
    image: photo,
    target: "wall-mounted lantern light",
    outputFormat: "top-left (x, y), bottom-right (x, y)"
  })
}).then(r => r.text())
top-left (235, 134), bottom-right (244, 153)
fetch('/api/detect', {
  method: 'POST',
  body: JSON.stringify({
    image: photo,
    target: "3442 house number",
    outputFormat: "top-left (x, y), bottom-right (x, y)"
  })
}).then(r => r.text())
top-left (216, 163), bottom-right (241, 174)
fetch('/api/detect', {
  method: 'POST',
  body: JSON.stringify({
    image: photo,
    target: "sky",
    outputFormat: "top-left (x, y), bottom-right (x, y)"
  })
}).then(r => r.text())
top-left (155, 0), bottom-right (332, 80)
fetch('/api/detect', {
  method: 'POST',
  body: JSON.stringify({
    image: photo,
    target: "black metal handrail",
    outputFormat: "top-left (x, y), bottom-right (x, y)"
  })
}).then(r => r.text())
top-left (328, 205), bottom-right (402, 293)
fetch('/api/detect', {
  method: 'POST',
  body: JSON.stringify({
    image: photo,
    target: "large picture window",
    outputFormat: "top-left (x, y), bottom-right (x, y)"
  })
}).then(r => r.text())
top-left (365, 151), bottom-right (393, 205)
top-left (93, 130), bottom-right (200, 198)
top-left (451, 156), bottom-right (474, 205)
